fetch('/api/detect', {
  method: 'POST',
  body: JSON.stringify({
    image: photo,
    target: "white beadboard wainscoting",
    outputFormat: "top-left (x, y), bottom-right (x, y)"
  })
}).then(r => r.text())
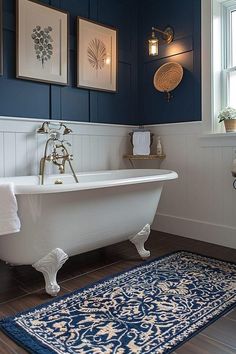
top-left (1, 116), bottom-right (236, 249)
top-left (0, 116), bottom-right (133, 177)
top-left (149, 122), bottom-right (236, 249)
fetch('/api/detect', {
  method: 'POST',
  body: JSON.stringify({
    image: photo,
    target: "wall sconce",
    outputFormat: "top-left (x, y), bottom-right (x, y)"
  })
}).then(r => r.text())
top-left (148, 26), bottom-right (174, 56)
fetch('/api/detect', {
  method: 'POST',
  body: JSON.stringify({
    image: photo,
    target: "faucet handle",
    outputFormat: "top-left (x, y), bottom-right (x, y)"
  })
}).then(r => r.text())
top-left (49, 130), bottom-right (61, 141)
top-left (46, 154), bottom-right (53, 162)
top-left (62, 140), bottom-right (72, 147)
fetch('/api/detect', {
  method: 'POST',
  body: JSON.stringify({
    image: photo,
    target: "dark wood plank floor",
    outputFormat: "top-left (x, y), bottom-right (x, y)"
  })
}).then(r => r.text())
top-left (0, 230), bottom-right (235, 354)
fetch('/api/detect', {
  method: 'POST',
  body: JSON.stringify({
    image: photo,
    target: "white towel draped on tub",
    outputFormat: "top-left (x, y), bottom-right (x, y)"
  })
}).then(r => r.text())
top-left (133, 131), bottom-right (151, 155)
top-left (0, 183), bottom-right (21, 236)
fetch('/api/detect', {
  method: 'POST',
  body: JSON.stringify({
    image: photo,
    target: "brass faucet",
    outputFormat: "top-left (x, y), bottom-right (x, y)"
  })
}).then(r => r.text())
top-left (37, 122), bottom-right (79, 185)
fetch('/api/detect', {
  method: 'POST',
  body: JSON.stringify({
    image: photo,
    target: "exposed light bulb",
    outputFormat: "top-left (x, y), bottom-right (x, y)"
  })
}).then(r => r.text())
top-left (105, 54), bottom-right (111, 65)
top-left (148, 37), bottom-right (158, 56)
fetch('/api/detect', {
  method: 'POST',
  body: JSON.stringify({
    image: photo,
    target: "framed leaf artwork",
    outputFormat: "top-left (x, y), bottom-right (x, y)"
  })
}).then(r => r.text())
top-left (77, 17), bottom-right (118, 92)
top-left (16, 0), bottom-right (68, 85)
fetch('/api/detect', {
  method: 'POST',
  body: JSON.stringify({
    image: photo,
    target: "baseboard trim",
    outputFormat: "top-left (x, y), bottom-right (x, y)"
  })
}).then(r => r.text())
top-left (152, 213), bottom-right (236, 249)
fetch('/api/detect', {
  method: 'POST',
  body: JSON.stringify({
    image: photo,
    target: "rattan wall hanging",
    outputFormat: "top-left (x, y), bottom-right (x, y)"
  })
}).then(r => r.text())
top-left (153, 62), bottom-right (183, 102)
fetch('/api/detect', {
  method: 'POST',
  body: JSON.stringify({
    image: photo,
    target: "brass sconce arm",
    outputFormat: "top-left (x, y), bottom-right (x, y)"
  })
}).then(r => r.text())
top-left (152, 26), bottom-right (168, 36)
top-left (151, 26), bottom-right (174, 44)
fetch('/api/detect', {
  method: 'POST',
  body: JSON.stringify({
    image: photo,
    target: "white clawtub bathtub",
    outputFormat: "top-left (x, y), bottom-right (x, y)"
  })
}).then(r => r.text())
top-left (0, 169), bottom-right (177, 296)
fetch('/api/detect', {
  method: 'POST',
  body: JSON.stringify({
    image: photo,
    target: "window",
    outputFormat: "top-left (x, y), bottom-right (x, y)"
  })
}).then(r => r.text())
top-left (201, 0), bottom-right (236, 134)
top-left (223, 1), bottom-right (236, 108)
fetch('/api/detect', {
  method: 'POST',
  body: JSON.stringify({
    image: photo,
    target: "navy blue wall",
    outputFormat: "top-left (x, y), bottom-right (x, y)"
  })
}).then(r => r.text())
top-left (0, 0), bottom-right (138, 124)
top-left (0, 0), bottom-right (201, 125)
top-left (138, 0), bottom-right (201, 124)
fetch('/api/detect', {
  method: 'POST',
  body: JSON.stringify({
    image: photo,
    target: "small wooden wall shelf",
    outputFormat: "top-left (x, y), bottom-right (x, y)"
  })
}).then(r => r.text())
top-left (124, 154), bottom-right (166, 167)
top-left (124, 154), bottom-right (166, 160)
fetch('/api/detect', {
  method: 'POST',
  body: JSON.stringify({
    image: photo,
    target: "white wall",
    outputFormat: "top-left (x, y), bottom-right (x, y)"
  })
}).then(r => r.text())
top-left (0, 116), bottom-right (132, 178)
top-left (150, 123), bottom-right (236, 249)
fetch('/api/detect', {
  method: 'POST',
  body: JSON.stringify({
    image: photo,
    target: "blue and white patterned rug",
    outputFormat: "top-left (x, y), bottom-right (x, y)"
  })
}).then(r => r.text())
top-left (1, 251), bottom-right (236, 354)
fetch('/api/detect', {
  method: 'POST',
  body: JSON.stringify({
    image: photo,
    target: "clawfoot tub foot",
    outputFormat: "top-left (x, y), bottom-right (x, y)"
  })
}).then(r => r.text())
top-left (32, 248), bottom-right (69, 297)
top-left (129, 224), bottom-right (151, 259)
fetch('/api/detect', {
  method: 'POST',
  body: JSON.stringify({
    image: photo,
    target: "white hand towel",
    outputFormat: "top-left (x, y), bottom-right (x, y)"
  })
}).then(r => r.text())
top-left (0, 183), bottom-right (21, 236)
top-left (133, 131), bottom-right (151, 155)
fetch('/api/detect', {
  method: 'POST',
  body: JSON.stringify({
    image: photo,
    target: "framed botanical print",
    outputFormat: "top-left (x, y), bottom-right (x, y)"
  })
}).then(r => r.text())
top-left (77, 17), bottom-right (118, 92)
top-left (16, 0), bottom-right (68, 85)
top-left (0, 0), bottom-right (3, 76)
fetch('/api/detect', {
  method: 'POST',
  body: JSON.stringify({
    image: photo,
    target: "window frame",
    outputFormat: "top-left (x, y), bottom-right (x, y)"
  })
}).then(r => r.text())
top-left (201, 0), bottom-right (236, 138)
top-left (205, 0), bottom-right (236, 135)
top-left (222, 1), bottom-right (236, 108)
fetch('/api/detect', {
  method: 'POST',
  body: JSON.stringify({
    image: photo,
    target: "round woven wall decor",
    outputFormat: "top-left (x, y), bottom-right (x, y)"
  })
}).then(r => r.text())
top-left (153, 62), bottom-right (183, 93)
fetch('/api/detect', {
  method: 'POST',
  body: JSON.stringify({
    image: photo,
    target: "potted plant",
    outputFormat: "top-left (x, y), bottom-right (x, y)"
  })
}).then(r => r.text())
top-left (218, 106), bottom-right (236, 132)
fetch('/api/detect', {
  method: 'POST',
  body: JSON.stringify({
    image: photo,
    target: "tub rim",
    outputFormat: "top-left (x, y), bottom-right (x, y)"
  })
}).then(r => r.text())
top-left (0, 169), bottom-right (178, 195)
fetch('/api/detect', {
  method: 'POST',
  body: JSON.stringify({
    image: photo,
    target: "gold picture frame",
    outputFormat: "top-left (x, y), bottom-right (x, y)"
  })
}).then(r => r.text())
top-left (16, 0), bottom-right (69, 85)
top-left (77, 17), bottom-right (118, 92)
